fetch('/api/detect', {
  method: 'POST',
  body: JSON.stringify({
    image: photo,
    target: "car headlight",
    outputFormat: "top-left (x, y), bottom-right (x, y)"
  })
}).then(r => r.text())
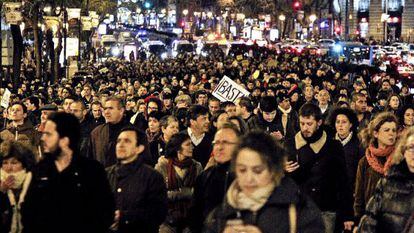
top-left (334, 44), bottom-right (342, 53)
top-left (161, 52), bottom-right (168, 59)
top-left (111, 47), bottom-right (120, 56)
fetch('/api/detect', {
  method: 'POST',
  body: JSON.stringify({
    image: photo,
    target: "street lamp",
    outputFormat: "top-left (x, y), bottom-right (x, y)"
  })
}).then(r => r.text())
top-left (279, 14), bottom-right (286, 39)
top-left (309, 14), bottom-right (317, 39)
top-left (381, 13), bottom-right (389, 43)
top-left (183, 9), bottom-right (188, 16)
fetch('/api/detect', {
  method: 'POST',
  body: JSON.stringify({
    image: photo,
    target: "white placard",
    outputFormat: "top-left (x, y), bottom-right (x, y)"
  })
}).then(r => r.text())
top-left (212, 76), bottom-right (250, 103)
top-left (1, 88), bottom-right (11, 109)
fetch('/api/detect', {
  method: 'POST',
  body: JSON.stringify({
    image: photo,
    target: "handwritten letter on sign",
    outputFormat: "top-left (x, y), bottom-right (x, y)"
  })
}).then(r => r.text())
top-left (212, 76), bottom-right (250, 103)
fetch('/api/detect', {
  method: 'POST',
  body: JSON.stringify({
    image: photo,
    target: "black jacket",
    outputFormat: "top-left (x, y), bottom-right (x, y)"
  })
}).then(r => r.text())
top-left (203, 177), bottom-right (325, 233)
top-left (21, 155), bottom-right (115, 233)
top-left (247, 113), bottom-right (282, 133)
top-left (182, 130), bottom-right (213, 168)
top-left (0, 192), bottom-right (11, 233)
top-left (358, 161), bottom-right (414, 233)
top-left (190, 162), bottom-right (234, 233)
top-left (106, 157), bottom-right (168, 233)
top-left (286, 130), bottom-right (354, 221)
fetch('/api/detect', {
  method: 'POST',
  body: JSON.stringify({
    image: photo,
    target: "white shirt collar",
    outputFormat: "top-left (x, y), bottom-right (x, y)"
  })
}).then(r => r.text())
top-left (187, 127), bottom-right (205, 146)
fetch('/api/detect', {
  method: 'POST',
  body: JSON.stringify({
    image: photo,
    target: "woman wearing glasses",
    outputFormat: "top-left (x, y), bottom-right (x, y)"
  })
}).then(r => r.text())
top-left (203, 131), bottom-right (324, 233)
top-left (357, 128), bottom-right (414, 233)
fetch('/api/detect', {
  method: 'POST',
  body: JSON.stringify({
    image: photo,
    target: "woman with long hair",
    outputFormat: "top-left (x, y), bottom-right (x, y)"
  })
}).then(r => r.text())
top-left (354, 112), bottom-right (399, 224)
top-left (204, 131), bottom-right (324, 233)
top-left (155, 132), bottom-right (202, 233)
top-left (358, 128), bottom-right (414, 232)
top-left (398, 105), bottom-right (414, 135)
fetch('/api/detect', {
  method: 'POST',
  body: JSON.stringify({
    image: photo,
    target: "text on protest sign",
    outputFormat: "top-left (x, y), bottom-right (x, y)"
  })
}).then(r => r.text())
top-left (212, 76), bottom-right (250, 103)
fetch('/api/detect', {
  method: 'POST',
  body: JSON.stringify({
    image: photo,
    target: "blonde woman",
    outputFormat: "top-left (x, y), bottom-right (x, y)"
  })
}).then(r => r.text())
top-left (354, 112), bottom-right (399, 224)
top-left (357, 128), bottom-right (414, 233)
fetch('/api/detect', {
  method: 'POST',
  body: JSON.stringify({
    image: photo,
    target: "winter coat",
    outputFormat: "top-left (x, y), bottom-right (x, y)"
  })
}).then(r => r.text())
top-left (0, 192), bottom-right (11, 233)
top-left (106, 157), bottom-right (168, 233)
top-left (286, 130), bottom-right (354, 221)
top-left (21, 155), bottom-right (115, 233)
top-left (341, 133), bottom-right (365, 191)
top-left (190, 162), bottom-right (234, 233)
top-left (247, 112), bottom-right (282, 133)
top-left (358, 161), bottom-right (414, 233)
top-left (0, 120), bottom-right (40, 159)
top-left (155, 157), bottom-right (202, 225)
top-left (89, 118), bottom-right (132, 167)
top-left (203, 177), bottom-right (325, 233)
top-left (354, 156), bottom-right (384, 222)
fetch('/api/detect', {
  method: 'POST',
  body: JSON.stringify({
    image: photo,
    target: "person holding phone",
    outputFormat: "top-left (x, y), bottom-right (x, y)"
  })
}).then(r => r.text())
top-left (247, 96), bottom-right (284, 142)
top-left (203, 131), bottom-right (324, 233)
top-left (285, 103), bottom-right (354, 233)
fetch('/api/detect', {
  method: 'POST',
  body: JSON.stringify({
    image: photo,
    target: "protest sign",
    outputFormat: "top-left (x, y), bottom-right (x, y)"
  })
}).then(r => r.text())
top-left (212, 76), bottom-right (250, 103)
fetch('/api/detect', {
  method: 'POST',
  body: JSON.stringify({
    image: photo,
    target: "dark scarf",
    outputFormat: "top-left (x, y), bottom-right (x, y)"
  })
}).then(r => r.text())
top-left (167, 157), bottom-right (196, 190)
top-left (145, 128), bottom-right (161, 143)
top-left (302, 127), bottom-right (323, 144)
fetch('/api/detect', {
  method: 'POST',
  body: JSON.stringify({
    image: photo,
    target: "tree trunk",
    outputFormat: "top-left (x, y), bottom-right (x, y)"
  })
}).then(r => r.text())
top-left (54, 28), bottom-right (63, 83)
top-left (32, 9), bottom-right (42, 81)
top-left (10, 25), bottom-right (23, 91)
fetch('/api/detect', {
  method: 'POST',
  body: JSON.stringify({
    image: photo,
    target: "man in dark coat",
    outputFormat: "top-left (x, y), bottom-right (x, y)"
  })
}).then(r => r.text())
top-left (89, 97), bottom-right (132, 167)
top-left (69, 100), bottom-right (98, 157)
top-left (106, 127), bottom-right (167, 233)
top-left (190, 123), bottom-right (240, 233)
top-left (21, 112), bottom-right (114, 233)
top-left (247, 96), bottom-right (284, 142)
top-left (182, 105), bottom-right (213, 168)
top-left (285, 103), bottom-right (354, 233)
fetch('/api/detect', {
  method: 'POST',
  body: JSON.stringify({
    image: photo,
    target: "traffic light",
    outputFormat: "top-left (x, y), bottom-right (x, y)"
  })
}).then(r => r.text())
top-left (335, 26), bottom-right (341, 34)
top-left (293, 1), bottom-right (301, 11)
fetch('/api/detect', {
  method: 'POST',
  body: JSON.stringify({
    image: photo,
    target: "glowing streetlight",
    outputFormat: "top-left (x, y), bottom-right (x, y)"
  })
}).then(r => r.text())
top-left (136, 8), bottom-right (141, 14)
top-left (309, 14), bottom-right (317, 23)
top-left (183, 9), bottom-right (189, 16)
top-left (279, 14), bottom-right (286, 21)
top-left (207, 11), bottom-right (213, 18)
top-left (161, 8), bottom-right (166, 14)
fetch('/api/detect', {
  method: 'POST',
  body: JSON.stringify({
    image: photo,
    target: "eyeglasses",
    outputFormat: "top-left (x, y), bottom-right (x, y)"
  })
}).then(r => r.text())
top-left (405, 145), bottom-right (414, 152)
top-left (212, 140), bottom-right (238, 146)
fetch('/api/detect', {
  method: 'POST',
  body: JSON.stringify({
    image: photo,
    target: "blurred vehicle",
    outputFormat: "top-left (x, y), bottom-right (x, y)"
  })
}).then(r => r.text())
top-left (330, 41), bottom-right (371, 65)
top-left (142, 40), bottom-right (168, 59)
top-left (171, 40), bottom-right (194, 57)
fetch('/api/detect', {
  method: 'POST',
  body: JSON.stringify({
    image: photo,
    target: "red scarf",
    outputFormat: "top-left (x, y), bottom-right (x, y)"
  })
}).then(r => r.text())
top-left (365, 144), bottom-right (395, 175)
top-left (167, 157), bottom-right (196, 190)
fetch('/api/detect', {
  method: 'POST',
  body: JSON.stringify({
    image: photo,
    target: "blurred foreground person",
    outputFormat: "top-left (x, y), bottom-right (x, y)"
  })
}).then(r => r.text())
top-left (21, 112), bottom-right (114, 233)
top-left (203, 131), bottom-right (324, 233)
top-left (357, 128), bottom-right (414, 233)
top-left (0, 141), bottom-right (35, 233)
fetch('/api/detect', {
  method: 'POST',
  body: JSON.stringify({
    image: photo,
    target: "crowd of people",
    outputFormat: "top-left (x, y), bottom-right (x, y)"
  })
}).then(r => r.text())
top-left (0, 48), bottom-right (413, 233)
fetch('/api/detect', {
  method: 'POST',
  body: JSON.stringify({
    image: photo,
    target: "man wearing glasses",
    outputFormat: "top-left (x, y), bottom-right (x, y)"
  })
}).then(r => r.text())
top-left (189, 123), bottom-right (240, 233)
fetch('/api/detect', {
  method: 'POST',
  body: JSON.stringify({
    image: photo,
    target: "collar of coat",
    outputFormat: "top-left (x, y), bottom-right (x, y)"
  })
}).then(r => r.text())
top-left (295, 130), bottom-right (327, 154)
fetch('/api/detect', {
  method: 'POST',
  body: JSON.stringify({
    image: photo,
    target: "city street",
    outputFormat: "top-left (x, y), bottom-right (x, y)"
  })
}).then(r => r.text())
top-left (0, 1), bottom-right (414, 233)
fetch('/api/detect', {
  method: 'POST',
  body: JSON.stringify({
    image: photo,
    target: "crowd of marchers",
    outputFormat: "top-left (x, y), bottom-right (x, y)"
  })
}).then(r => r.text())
top-left (0, 49), bottom-right (413, 233)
